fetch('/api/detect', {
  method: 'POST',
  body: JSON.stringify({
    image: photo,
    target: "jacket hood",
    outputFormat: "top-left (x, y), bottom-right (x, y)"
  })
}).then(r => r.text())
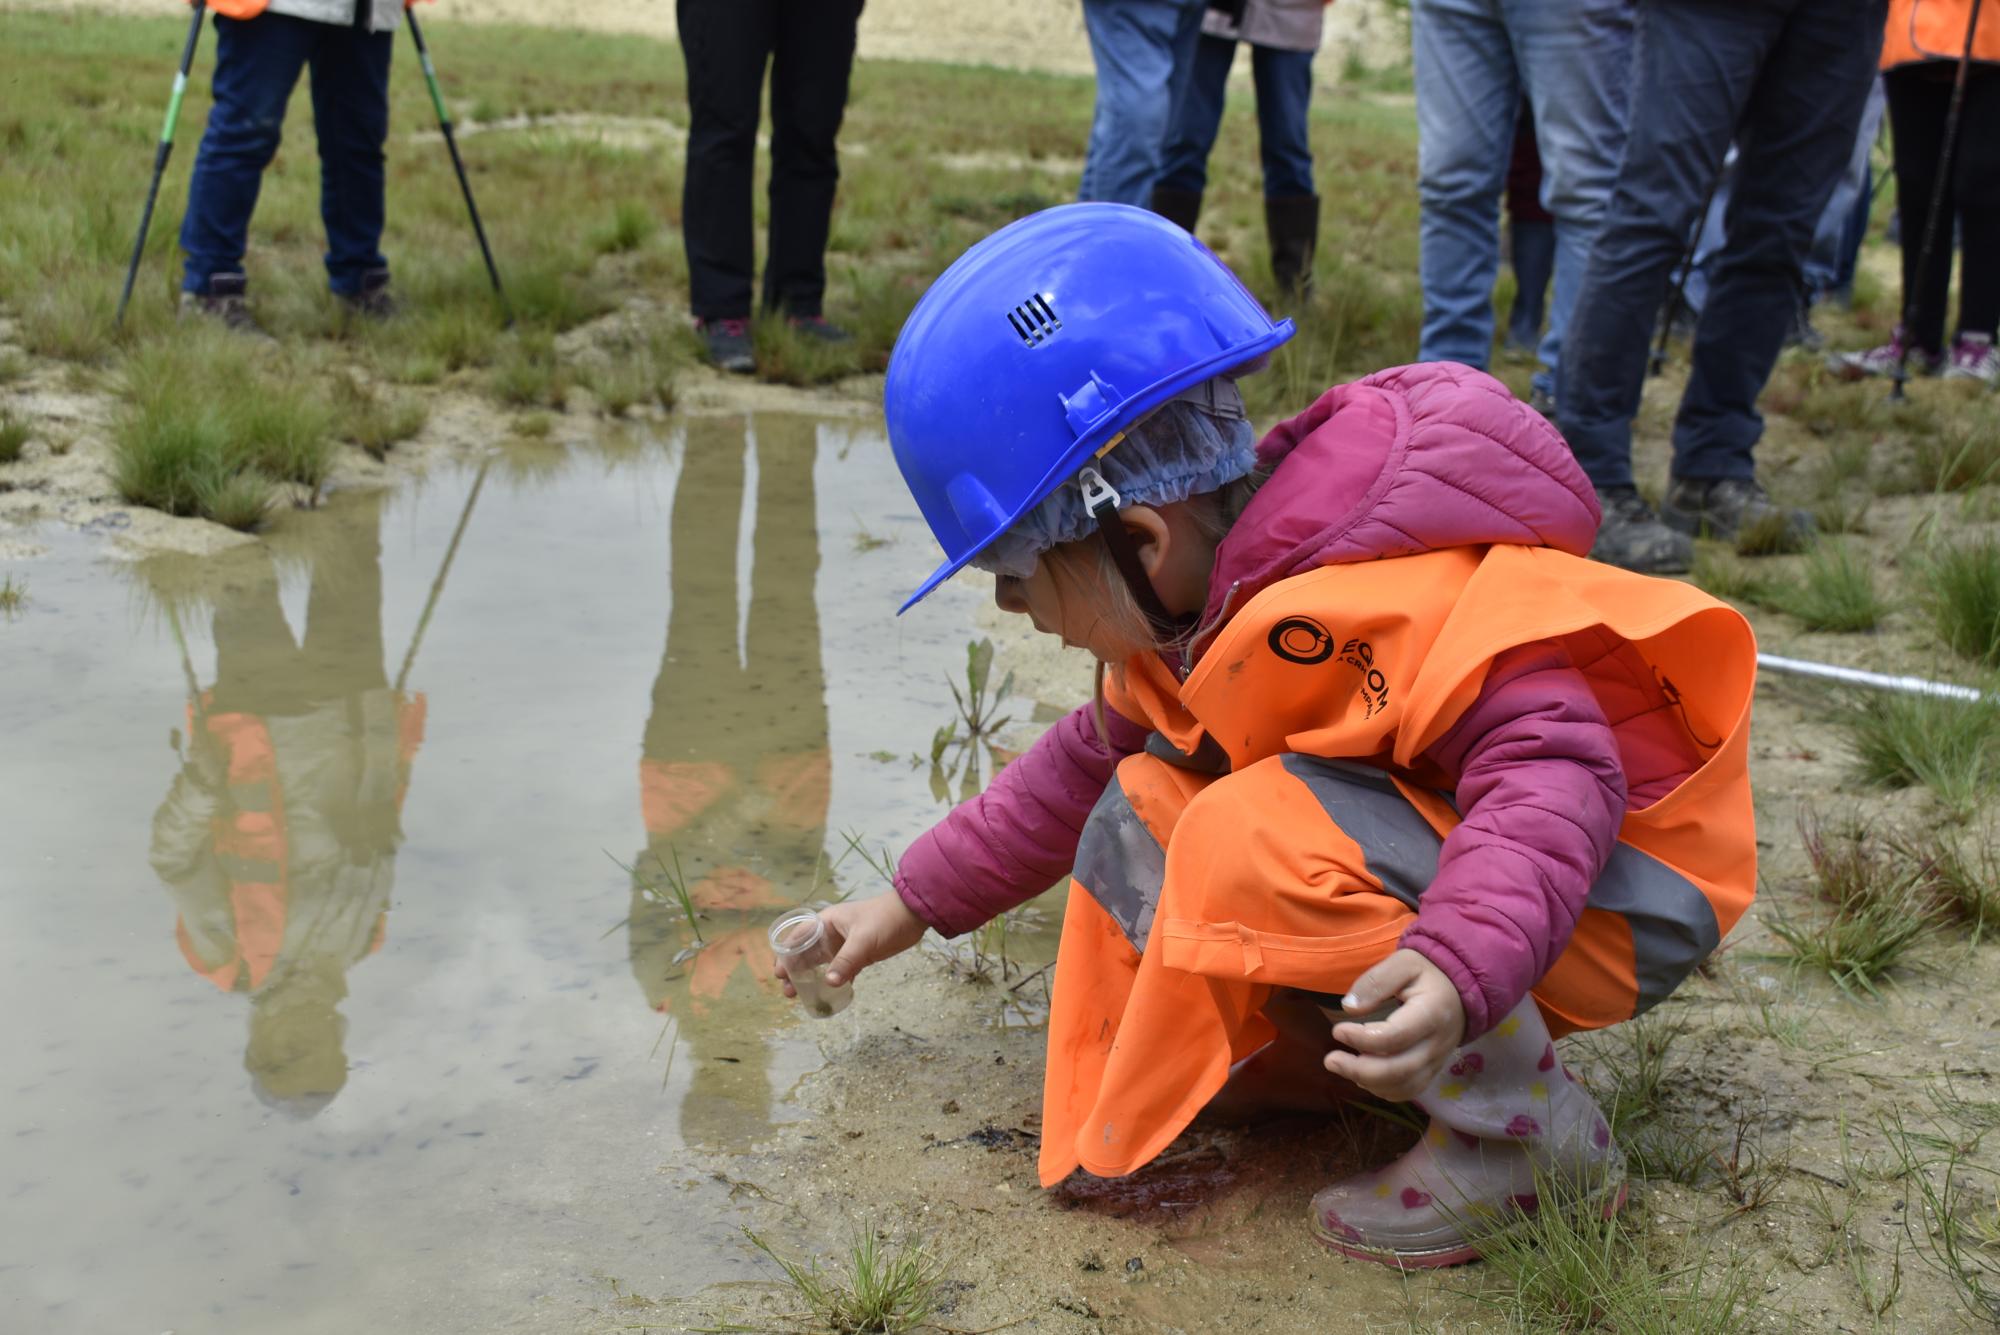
top-left (1198, 362), bottom-right (1601, 636)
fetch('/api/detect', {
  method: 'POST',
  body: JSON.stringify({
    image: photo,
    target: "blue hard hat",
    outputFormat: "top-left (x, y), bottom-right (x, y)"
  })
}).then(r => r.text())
top-left (884, 203), bottom-right (1295, 612)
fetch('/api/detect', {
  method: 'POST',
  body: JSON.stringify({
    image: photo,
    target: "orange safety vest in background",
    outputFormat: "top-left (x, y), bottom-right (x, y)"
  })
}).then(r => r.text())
top-left (1883, 0), bottom-right (2000, 67)
top-left (1037, 546), bottom-right (1758, 1186)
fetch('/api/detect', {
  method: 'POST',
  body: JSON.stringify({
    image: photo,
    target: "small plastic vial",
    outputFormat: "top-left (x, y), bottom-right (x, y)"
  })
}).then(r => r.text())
top-left (769, 909), bottom-right (853, 1019)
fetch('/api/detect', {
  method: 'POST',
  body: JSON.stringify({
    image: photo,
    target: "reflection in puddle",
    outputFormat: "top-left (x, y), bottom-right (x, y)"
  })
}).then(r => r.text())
top-left (151, 491), bottom-right (420, 1118)
top-left (0, 415), bottom-right (987, 1334)
top-left (629, 416), bottom-right (830, 1150)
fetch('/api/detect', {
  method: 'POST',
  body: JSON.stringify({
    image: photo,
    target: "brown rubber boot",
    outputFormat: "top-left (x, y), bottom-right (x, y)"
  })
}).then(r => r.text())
top-left (1265, 194), bottom-right (1319, 298)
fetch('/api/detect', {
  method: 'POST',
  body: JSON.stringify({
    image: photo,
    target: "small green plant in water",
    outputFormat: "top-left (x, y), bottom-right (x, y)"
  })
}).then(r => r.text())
top-left (0, 574), bottom-right (26, 617)
top-left (948, 637), bottom-right (1014, 741)
top-left (744, 1224), bottom-right (944, 1335)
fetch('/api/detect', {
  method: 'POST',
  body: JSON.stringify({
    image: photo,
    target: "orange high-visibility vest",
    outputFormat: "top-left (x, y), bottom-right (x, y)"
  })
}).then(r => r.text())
top-left (1883, 0), bottom-right (2000, 68)
top-left (175, 693), bottom-right (425, 992)
top-left (1037, 546), bottom-right (1758, 1186)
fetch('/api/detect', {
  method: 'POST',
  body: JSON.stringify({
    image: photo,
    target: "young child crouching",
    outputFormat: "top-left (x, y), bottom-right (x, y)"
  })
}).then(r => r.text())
top-left (778, 204), bottom-right (1757, 1268)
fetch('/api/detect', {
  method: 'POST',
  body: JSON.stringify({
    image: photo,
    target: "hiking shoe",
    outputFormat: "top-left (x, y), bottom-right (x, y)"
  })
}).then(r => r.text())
top-left (336, 266), bottom-right (397, 321)
top-left (178, 273), bottom-right (272, 340)
top-left (786, 314), bottom-right (852, 344)
top-left (1827, 326), bottom-right (1943, 382)
top-left (1944, 333), bottom-right (1999, 387)
top-left (1590, 487), bottom-right (1692, 574)
top-left (698, 317), bottom-right (756, 373)
top-left (1661, 476), bottom-right (1813, 553)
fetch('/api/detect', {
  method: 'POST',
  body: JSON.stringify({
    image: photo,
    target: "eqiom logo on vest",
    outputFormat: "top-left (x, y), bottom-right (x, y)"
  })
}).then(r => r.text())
top-left (1266, 616), bottom-right (1389, 717)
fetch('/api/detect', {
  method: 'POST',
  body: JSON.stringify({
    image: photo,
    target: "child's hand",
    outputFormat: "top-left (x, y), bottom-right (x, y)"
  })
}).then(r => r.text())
top-left (1322, 949), bottom-right (1467, 1103)
top-left (774, 892), bottom-right (929, 997)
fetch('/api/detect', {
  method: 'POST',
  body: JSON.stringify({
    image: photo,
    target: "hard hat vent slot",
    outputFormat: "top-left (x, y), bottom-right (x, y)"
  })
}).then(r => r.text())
top-left (1007, 294), bottom-right (1062, 347)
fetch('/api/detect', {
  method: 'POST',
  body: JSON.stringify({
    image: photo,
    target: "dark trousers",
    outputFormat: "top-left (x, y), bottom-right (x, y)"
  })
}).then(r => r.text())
top-left (1155, 33), bottom-right (1316, 198)
top-left (677, 0), bottom-right (864, 322)
top-left (1558, 0), bottom-right (1885, 490)
top-left (1885, 62), bottom-right (2000, 351)
top-left (178, 13), bottom-right (393, 296)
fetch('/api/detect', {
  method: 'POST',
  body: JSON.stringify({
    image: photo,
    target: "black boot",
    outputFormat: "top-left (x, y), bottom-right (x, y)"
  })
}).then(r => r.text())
top-left (1266, 194), bottom-right (1319, 298)
top-left (1148, 186), bottom-right (1202, 233)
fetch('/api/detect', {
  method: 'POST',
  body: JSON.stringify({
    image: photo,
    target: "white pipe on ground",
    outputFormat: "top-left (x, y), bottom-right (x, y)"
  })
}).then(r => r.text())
top-left (1756, 653), bottom-right (1986, 703)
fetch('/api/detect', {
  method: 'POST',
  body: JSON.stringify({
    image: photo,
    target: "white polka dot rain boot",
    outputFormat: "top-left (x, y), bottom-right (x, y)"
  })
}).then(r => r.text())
top-left (1309, 995), bottom-right (1626, 1269)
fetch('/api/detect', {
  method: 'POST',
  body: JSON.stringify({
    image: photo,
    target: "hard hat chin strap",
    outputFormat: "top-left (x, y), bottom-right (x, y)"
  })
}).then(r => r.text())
top-left (1078, 465), bottom-right (1199, 650)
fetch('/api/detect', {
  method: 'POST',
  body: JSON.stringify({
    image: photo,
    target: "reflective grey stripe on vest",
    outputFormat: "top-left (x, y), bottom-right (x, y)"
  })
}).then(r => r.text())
top-left (1073, 778), bottom-right (1166, 954)
top-left (1279, 755), bottom-right (1720, 1016)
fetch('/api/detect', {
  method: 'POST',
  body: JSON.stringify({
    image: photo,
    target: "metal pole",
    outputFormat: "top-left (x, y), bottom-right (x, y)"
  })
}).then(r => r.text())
top-left (394, 457), bottom-right (489, 693)
top-left (116, 1), bottom-right (208, 327)
top-left (1889, 0), bottom-right (1985, 402)
top-left (1757, 652), bottom-right (1984, 703)
top-left (405, 5), bottom-right (510, 320)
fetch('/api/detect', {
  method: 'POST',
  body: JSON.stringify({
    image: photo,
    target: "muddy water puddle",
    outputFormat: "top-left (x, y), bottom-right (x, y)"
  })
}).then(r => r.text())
top-left (0, 414), bottom-right (1012, 1334)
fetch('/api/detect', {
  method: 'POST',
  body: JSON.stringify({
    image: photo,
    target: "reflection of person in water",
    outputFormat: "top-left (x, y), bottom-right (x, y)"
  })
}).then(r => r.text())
top-left (148, 492), bottom-right (424, 1118)
top-left (628, 415), bottom-right (829, 1149)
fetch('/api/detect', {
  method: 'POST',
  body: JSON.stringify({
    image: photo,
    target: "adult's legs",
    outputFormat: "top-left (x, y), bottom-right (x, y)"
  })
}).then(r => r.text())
top-left (1679, 154), bottom-right (1734, 319)
top-left (306, 22), bottom-right (394, 297)
top-left (1556, 0), bottom-right (1773, 493)
top-left (762, 0), bottom-right (864, 318)
top-left (1672, 0), bottom-right (1885, 485)
top-left (1155, 33), bottom-right (1236, 197)
top-left (1078, 0), bottom-right (1205, 205)
top-left (1509, 0), bottom-right (1636, 410)
top-left (1802, 76), bottom-right (1885, 299)
top-left (178, 14), bottom-right (314, 292)
top-left (1410, 0), bottom-right (1519, 368)
top-left (678, 0), bottom-right (776, 322)
top-left (1505, 104), bottom-right (1555, 350)
top-left (1249, 44), bottom-right (1316, 199)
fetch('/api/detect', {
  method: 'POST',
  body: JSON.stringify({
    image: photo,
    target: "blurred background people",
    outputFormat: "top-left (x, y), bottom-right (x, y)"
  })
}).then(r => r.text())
top-left (1830, 0), bottom-right (1998, 386)
top-left (178, 0), bottom-right (405, 334)
top-left (149, 494), bottom-right (423, 1118)
top-left (1410, 0), bottom-right (1635, 415)
top-left (679, 0), bottom-right (866, 374)
top-left (1558, 0), bottom-right (1888, 573)
top-left (1150, 0), bottom-right (1332, 295)
top-left (1078, 0), bottom-right (1207, 205)
top-left (1502, 99), bottom-right (1556, 358)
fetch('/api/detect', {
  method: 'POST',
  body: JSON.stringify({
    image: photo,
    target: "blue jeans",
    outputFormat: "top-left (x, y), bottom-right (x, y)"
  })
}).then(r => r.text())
top-left (1156, 34), bottom-right (1316, 198)
top-left (1079, 0), bottom-right (1205, 205)
top-left (1558, 0), bottom-right (1887, 490)
top-left (179, 13), bottom-right (393, 296)
top-left (1412, 0), bottom-right (1635, 409)
top-left (1682, 77), bottom-right (1886, 313)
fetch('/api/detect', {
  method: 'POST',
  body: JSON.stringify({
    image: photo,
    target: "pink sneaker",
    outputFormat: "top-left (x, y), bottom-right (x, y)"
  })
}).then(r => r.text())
top-left (1827, 326), bottom-right (1943, 382)
top-left (1944, 333), bottom-right (1999, 387)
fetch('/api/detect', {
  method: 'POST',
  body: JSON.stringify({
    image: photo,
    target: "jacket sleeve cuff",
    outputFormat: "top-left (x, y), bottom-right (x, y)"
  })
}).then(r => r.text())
top-left (1398, 926), bottom-right (1500, 1042)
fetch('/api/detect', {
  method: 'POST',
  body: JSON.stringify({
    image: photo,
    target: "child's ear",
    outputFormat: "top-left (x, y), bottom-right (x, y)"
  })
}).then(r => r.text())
top-left (1122, 505), bottom-right (1172, 578)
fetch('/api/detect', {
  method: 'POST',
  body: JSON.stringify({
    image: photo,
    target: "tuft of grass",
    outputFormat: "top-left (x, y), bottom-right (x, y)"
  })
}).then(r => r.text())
top-left (513, 412), bottom-right (554, 440)
top-left (1688, 545), bottom-right (1774, 605)
top-left (590, 199), bottom-right (657, 255)
top-left (1839, 689), bottom-right (2000, 818)
top-left (1464, 1173), bottom-right (1758, 1334)
top-left (1894, 828), bottom-right (2000, 944)
top-left (331, 373), bottom-right (427, 458)
top-left (0, 573), bottom-right (26, 616)
top-left (0, 350), bottom-right (28, 384)
top-left (1919, 537), bottom-right (2000, 667)
top-left (488, 329), bottom-right (570, 409)
top-left (744, 1224), bottom-right (944, 1335)
top-left (752, 317), bottom-right (865, 386)
top-left (1914, 419), bottom-right (2000, 494)
top-left (1768, 810), bottom-right (1943, 996)
top-left (0, 411), bottom-right (29, 463)
top-left (1882, 1099), bottom-right (2000, 1327)
top-left (1764, 540), bottom-right (1886, 631)
top-left (111, 335), bottom-right (336, 525)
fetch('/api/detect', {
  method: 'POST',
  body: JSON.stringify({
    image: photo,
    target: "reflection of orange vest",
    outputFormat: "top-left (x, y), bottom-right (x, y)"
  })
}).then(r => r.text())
top-left (1038, 547), bottom-right (1757, 1186)
top-left (176, 694), bottom-right (425, 992)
